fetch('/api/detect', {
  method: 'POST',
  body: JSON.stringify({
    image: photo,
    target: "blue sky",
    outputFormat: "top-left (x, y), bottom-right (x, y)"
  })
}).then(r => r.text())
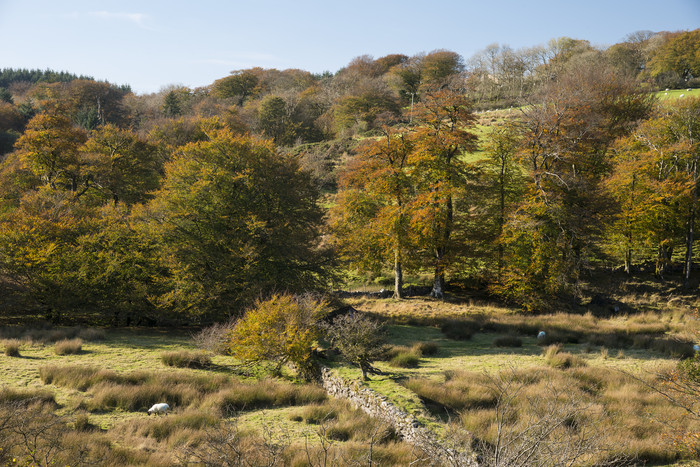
top-left (1, 0), bottom-right (698, 94)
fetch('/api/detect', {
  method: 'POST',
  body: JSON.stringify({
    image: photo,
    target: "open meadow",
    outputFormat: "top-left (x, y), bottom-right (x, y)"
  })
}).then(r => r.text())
top-left (1, 282), bottom-right (699, 465)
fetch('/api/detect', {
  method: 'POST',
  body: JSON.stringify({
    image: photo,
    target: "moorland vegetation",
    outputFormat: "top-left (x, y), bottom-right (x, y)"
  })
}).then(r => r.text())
top-left (0, 28), bottom-right (700, 465)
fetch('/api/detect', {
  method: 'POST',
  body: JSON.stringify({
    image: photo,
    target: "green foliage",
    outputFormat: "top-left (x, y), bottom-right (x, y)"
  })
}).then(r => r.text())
top-left (212, 69), bottom-right (260, 103)
top-left (149, 124), bottom-right (328, 317)
top-left (228, 293), bottom-right (329, 379)
top-left (648, 30), bottom-right (700, 83)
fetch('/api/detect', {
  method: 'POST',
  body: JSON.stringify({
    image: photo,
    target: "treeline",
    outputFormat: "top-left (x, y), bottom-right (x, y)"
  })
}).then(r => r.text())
top-left (0, 29), bottom-right (698, 324)
top-left (0, 68), bottom-right (95, 89)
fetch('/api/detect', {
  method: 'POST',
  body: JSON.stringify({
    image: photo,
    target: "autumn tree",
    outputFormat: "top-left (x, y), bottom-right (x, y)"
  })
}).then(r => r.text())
top-left (409, 85), bottom-right (478, 298)
top-left (478, 122), bottom-right (525, 282)
top-left (80, 124), bottom-right (161, 205)
top-left (607, 98), bottom-right (700, 284)
top-left (14, 109), bottom-right (88, 194)
top-left (331, 127), bottom-right (416, 298)
top-left (648, 30), bottom-right (700, 86)
top-left (212, 70), bottom-right (260, 104)
top-left (148, 121), bottom-right (328, 318)
top-left (498, 60), bottom-right (653, 309)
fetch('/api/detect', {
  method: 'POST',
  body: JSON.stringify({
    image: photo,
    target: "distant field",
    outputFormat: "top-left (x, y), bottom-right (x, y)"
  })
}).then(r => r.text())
top-left (655, 87), bottom-right (700, 100)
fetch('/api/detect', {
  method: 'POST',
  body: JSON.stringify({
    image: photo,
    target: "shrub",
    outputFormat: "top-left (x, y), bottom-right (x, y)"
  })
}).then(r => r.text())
top-left (493, 336), bottom-right (522, 347)
top-left (54, 338), bottom-right (82, 355)
top-left (228, 293), bottom-right (329, 379)
top-left (161, 350), bottom-right (211, 369)
top-left (3, 338), bottom-right (21, 356)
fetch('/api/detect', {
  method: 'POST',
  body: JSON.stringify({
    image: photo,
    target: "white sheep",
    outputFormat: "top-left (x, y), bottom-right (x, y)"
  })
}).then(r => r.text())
top-left (537, 331), bottom-right (546, 340)
top-left (148, 403), bottom-right (170, 416)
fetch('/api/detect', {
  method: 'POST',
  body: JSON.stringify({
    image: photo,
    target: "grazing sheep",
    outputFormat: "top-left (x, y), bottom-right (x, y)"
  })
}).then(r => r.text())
top-left (681, 94), bottom-right (685, 98)
top-left (537, 331), bottom-right (546, 340)
top-left (148, 403), bottom-right (170, 415)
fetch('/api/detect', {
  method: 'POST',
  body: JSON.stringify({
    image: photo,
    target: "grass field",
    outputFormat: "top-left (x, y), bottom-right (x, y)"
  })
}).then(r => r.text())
top-left (656, 87), bottom-right (700, 100)
top-left (1, 288), bottom-right (699, 465)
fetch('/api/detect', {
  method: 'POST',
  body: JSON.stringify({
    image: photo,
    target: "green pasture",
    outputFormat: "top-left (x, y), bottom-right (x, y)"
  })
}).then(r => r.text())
top-left (656, 87), bottom-right (700, 100)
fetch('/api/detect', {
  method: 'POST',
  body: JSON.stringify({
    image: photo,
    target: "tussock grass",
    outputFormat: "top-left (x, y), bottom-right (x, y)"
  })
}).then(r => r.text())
top-left (0, 326), bottom-right (106, 344)
top-left (543, 344), bottom-right (587, 369)
top-left (405, 371), bottom-right (497, 414)
top-left (54, 338), bottom-right (82, 355)
top-left (294, 402), bottom-right (339, 424)
top-left (2, 338), bottom-right (21, 356)
top-left (440, 319), bottom-right (479, 340)
top-left (0, 387), bottom-right (57, 410)
top-left (204, 379), bottom-right (327, 415)
top-left (160, 350), bottom-right (211, 369)
top-left (412, 341), bottom-right (439, 356)
top-left (383, 345), bottom-right (421, 368)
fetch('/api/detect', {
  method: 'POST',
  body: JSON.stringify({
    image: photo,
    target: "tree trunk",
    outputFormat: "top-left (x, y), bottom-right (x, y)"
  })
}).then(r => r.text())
top-left (656, 242), bottom-right (673, 279)
top-left (393, 250), bottom-right (404, 299)
top-left (431, 247), bottom-right (446, 299)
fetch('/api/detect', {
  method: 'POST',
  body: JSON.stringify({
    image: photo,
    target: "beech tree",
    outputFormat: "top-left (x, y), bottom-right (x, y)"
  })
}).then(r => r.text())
top-left (331, 127), bottom-right (416, 298)
top-left (499, 61), bottom-right (652, 309)
top-left (148, 121), bottom-right (327, 318)
top-left (409, 86), bottom-right (478, 298)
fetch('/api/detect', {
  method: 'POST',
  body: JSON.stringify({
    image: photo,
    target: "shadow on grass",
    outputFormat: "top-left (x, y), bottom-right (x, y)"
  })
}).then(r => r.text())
top-left (384, 323), bottom-right (689, 362)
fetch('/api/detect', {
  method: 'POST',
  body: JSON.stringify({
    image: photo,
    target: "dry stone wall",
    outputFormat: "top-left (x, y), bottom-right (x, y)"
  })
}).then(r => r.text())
top-left (320, 368), bottom-right (478, 466)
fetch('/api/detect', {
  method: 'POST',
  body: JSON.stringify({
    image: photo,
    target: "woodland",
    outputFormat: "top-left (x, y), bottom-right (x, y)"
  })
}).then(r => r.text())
top-left (0, 29), bottom-right (699, 325)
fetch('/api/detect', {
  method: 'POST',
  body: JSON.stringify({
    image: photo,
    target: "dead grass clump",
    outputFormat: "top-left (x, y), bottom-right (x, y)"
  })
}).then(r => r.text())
top-left (139, 410), bottom-right (219, 442)
top-left (492, 335), bottom-right (522, 347)
top-left (161, 350), bottom-right (212, 369)
top-left (3, 338), bottom-right (21, 356)
top-left (0, 387), bottom-right (57, 407)
top-left (405, 375), bottom-right (497, 414)
top-left (543, 344), bottom-right (587, 369)
top-left (54, 338), bottom-right (82, 355)
top-left (294, 402), bottom-right (339, 424)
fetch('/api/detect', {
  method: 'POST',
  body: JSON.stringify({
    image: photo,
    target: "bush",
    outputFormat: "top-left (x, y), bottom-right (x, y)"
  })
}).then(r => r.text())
top-left (161, 350), bottom-right (211, 369)
top-left (228, 293), bottom-right (328, 379)
top-left (54, 338), bottom-right (82, 355)
top-left (493, 336), bottom-right (523, 347)
top-left (3, 339), bottom-right (21, 356)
